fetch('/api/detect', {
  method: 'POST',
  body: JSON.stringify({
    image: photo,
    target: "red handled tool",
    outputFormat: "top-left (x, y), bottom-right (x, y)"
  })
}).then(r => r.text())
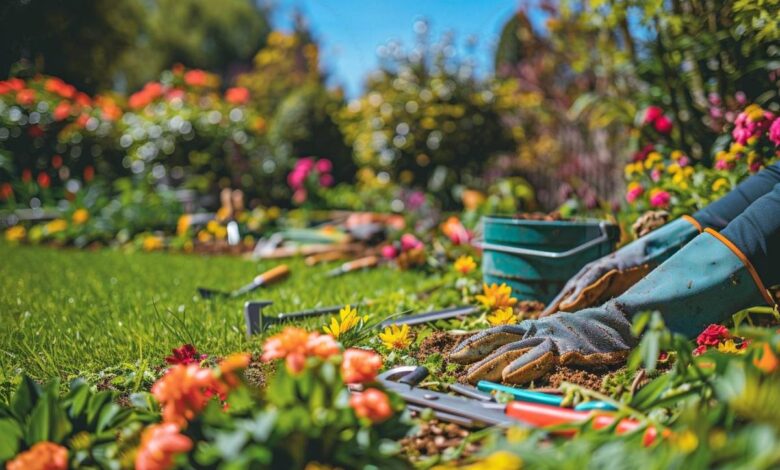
top-left (375, 366), bottom-right (660, 445)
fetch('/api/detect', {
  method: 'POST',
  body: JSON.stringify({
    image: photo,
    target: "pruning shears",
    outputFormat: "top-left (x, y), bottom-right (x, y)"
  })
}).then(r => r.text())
top-left (375, 366), bottom-right (661, 445)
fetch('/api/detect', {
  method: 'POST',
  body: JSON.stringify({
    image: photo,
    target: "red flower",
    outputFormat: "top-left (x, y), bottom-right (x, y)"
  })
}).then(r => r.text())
top-left (696, 324), bottom-right (729, 347)
top-left (135, 423), bottom-right (192, 470)
top-left (643, 106), bottom-right (663, 124)
top-left (0, 183), bottom-right (13, 200)
top-left (166, 88), bottom-right (185, 102)
top-left (184, 69), bottom-right (208, 87)
top-left (37, 172), bottom-right (51, 189)
top-left (45, 77), bottom-right (76, 99)
top-left (5, 78), bottom-right (25, 92)
top-left (225, 87), bottom-right (250, 105)
top-left (53, 101), bottom-right (72, 121)
top-left (52, 155), bottom-right (63, 169)
top-left (654, 116), bottom-right (673, 134)
top-left (22, 168), bottom-right (32, 183)
top-left (27, 124), bottom-right (45, 138)
top-left (342, 348), bottom-right (383, 384)
top-left (349, 388), bottom-right (393, 423)
top-left (165, 344), bottom-right (206, 365)
top-left (75, 114), bottom-right (90, 128)
top-left (83, 165), bottom-right (95, 182)
top-left (632, 144), bottom-right (655, 162)
top-left (16, 89), bottom-right (36, 106)
top-left (693, 345), bottom-right (708, 356)
top-left (74, 92), bottom-right (91, 107)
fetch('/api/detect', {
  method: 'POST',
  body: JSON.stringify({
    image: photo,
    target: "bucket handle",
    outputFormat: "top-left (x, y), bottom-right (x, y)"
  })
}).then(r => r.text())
top-left (474, 222), bottom-right (611, 259)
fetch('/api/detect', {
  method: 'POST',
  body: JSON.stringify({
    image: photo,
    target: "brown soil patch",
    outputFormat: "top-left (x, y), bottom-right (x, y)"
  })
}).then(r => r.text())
top-left (513, 211), bottom-right (563, 221)
top-left (244, 359), bottom-right (274, 390)
top-left (534, 365), bottom-right (613, 391)
top-left (400, 419), bottom-right (480, 462)
top-left (517, 300), bottom-right (545, 320)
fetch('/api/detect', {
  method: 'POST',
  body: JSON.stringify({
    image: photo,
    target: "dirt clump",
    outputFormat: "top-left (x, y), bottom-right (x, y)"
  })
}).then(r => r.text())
top-left (517, 300), bottom-right (545, 320)
top-left (513, 211), bottom-right (564, 221)
top-left (400, 419), bottom-right (480, 462)
top-left (534, 365), bottom-right (611, 391)
top-left (244, 359), bottom-right (274, 390)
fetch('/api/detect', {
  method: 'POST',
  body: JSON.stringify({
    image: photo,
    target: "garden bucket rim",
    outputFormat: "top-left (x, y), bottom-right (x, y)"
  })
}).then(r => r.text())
top-left (482, 215), bottom-right (615, 228)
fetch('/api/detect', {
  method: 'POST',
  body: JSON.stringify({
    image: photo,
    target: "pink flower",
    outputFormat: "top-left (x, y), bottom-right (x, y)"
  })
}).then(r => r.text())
top-left (715, 159), bottom-right (732, 171)
top-left (381, 244), bottom-right (398, 259)
top-left (643, 106), bottom-right (663, 124)
top-left (292, 188), bottom-right (307, 204)
top-left (678, 156), bottom-right (690, 167)
top-left (696, 324), bottom-right (729, 347)
top-left (342, 348), bottom-right (383, 384)
top-left (287, 168), bottom-right (307, 189)
top-left (625, 184), bottom-right (644, 203)
top-left (350, 388), bottom-right (393, 422)
top-left (649, 190), bottom-right (670, 208)
top-left (632, 144), bottom-right (654, 162)
top-left (769, 118), bottom-right (780, 146)
top-left (400, 233), bottom-right (423, 251)
top-left (651, 169), bottom-right (661, 182)
top-left (654, 116), bottom-right (673, 134)
top-left (315, 158), bottom-right (333, 173)
top-left (135, 423), bottom-right (193, 470)
top-left (295, 157), bottom-right (315, 172)
top-left (693, 345), bottom-right (708, 356)
top-left (750, 161), bottom-right (762, 173)
top-left (319, 173), bottom-right (334, 187)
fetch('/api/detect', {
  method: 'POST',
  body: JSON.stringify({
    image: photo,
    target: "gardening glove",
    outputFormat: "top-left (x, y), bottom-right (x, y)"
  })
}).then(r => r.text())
top-left (451, 230), bottom-right (774, 384)
top-left (450, 308), bottom-right (636, 384)
top-left (541, 216), bottom-right (701, 316)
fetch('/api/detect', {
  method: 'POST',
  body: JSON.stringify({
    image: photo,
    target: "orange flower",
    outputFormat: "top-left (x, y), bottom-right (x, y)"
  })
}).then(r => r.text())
top-left (151, 363), bottom-right (220, 427)
top-left (754, 343), bottom-right (779, 374)
top-left (476, 283), bottom-right (517, 310)
top-left (7, 442), bottom-right (68, 470)
top-left (225, 87), bottom-right (250, 105)
top-left (341, 348), bottom-right (383, 384)
top-left (349, 388), bottom-right (393, 423)
top-left (16, 88), bottom-right (36, 106)
top-left (135, 423), bottom-right (193, 470)
top-left (218, 353), bottom-right (251, 388)
top-left (261, 327), bottom-right (341, 374)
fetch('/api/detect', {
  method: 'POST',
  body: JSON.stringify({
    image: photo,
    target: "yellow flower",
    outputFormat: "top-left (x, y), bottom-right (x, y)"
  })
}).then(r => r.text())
top-left (716, 339), bottom-right (745, 354)
top-left (476, 283), bottom-right (518, 310)
top-left (177, 215), bottom-right (192, 236)
top-left (207, 220), bottom-right (227, 240)
top-left (142, 235), bottom-right (164, 252)
top-left (712, 178), bottom-right (729, 192)
top-left (670, 150), bottom-right (685, 161)
top-left (454, 255), bottom-right (477, 275)
top-left (744, 104), bottom-right (764, 121)
top-left (45, 219), bottom-right (68, 234)
top-left (487, 307), bottom-right (517, 326)
top-left (624, 162), bottom-right (643, 177)
top-left (5, 225), bottom-right (26, 242)
top-left (323, 305), bottom-right (366, 339)
top-left (72, 208), bottom-right (89, 225)
top-left (379, 324), bottom-right (412, 349)
top-left (463, 451), bottom-right (523, 470)
top-left (644, 151), bottom-right (662, 169)
top-left (666, 163), bottom-right (681, 174)
top-left (197, 230), bottom-right (212, 243)
top-left (671, 430), bottom-right (699, 454)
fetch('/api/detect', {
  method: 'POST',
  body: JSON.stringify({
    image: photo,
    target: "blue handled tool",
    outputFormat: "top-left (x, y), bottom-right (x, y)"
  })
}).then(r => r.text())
top-left (476, 380), bottom-right (617, 412)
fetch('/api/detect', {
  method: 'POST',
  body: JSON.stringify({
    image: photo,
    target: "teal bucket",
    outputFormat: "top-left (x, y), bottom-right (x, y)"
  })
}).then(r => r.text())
top-left (480, 217), bottom-right (620, 304)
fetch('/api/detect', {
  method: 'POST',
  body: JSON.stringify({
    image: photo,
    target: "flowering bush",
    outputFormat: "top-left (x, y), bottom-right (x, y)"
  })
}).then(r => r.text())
top-left (117, 65), bottom-right (272, 199)
top-left (623, 103), bottom-right (780, 220)
top-left (0, 75), bottom-right (122, 207)
top-left (287, 156), bottom-right (334, 205)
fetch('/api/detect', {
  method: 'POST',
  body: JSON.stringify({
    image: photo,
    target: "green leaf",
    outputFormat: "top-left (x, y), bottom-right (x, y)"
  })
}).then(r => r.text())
top-left (0, 418), bottom-right (23, 461)
top-left (630, 374), bottom-right (671, 411)
top-left (25, 392), bottom-right (72, 444)
top-left (10, 376), bottom-right (41, 421)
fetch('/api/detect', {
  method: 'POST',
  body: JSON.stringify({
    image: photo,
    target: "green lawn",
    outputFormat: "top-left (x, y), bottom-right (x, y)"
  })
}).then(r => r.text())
top-left (0, 243), bottom-right (437, 398)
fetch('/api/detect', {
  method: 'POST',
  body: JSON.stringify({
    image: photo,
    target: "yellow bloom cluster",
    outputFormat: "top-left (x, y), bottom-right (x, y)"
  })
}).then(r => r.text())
top-left (476, 283), bottom-right (518, 310)
top-left (5, 225), bottom-right (26, 242)
top-left (323, 305), bottom-right (367, 339)
top-left (454, 255), bottom-right (477, 275)
top-left (486, 307), bottom-right (518, 326)
top-left (379, 324), bottom-right (412, 350)
top-left (45, 219), bottom-right (68, 234)
top-left (72, 208), bottom-right (89, 225)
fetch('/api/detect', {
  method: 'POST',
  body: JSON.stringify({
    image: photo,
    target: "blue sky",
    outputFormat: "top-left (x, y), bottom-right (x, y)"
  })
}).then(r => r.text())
top-left (271, 0), bottom-right (543, 97)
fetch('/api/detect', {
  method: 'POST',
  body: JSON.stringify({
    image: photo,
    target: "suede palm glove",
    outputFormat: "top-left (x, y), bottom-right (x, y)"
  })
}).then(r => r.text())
top-left (542, 216), bottom-right (700, 316)
top-left (450, 307), bottom-right (636, 384)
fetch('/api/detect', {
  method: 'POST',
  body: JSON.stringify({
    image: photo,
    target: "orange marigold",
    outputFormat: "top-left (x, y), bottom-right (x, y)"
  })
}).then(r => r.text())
top-left (7, 442), bottom-right (68, 470)
top-left (349, 388), bottom-right (393, 423)
top-left (341, 348), bottom-right (383, 384)
top-left (261, 327), bottom-right (341, 374)
top-left (135, 423), bottom-right (193, 470)
top-left (151, 364), bottom-right (221, 428)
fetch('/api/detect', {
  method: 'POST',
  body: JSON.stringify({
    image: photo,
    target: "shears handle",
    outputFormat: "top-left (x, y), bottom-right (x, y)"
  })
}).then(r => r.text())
top-left (505, 402), bottom-right (660, 446)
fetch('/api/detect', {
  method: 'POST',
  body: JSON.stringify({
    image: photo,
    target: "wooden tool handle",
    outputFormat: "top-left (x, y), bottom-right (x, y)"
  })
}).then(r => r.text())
top-left (343, 255), bottom-right (379, 271)
top-left (256, 265), bottom-right (290, 285)
top-left (305, 251), bottom-right (347, 266)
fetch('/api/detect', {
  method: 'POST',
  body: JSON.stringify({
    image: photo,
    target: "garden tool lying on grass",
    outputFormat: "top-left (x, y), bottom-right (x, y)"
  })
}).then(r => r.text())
top-left (370, 366), bottom-right (659, 445)
top-left (244, 302), bottom-right (480, 336)
top-left (198, 264), bottom-right (290, 299)
top-left (450, 228), bottom-right (774, 384)
top-left (325, 255), bottom-right (380, 277)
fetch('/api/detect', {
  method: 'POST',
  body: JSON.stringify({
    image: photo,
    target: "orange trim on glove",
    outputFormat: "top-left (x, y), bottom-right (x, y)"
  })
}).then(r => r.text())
top-left (704, 228), bottom-right (775, 306)
top-left (681, 215), bottom-right (702, 233)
